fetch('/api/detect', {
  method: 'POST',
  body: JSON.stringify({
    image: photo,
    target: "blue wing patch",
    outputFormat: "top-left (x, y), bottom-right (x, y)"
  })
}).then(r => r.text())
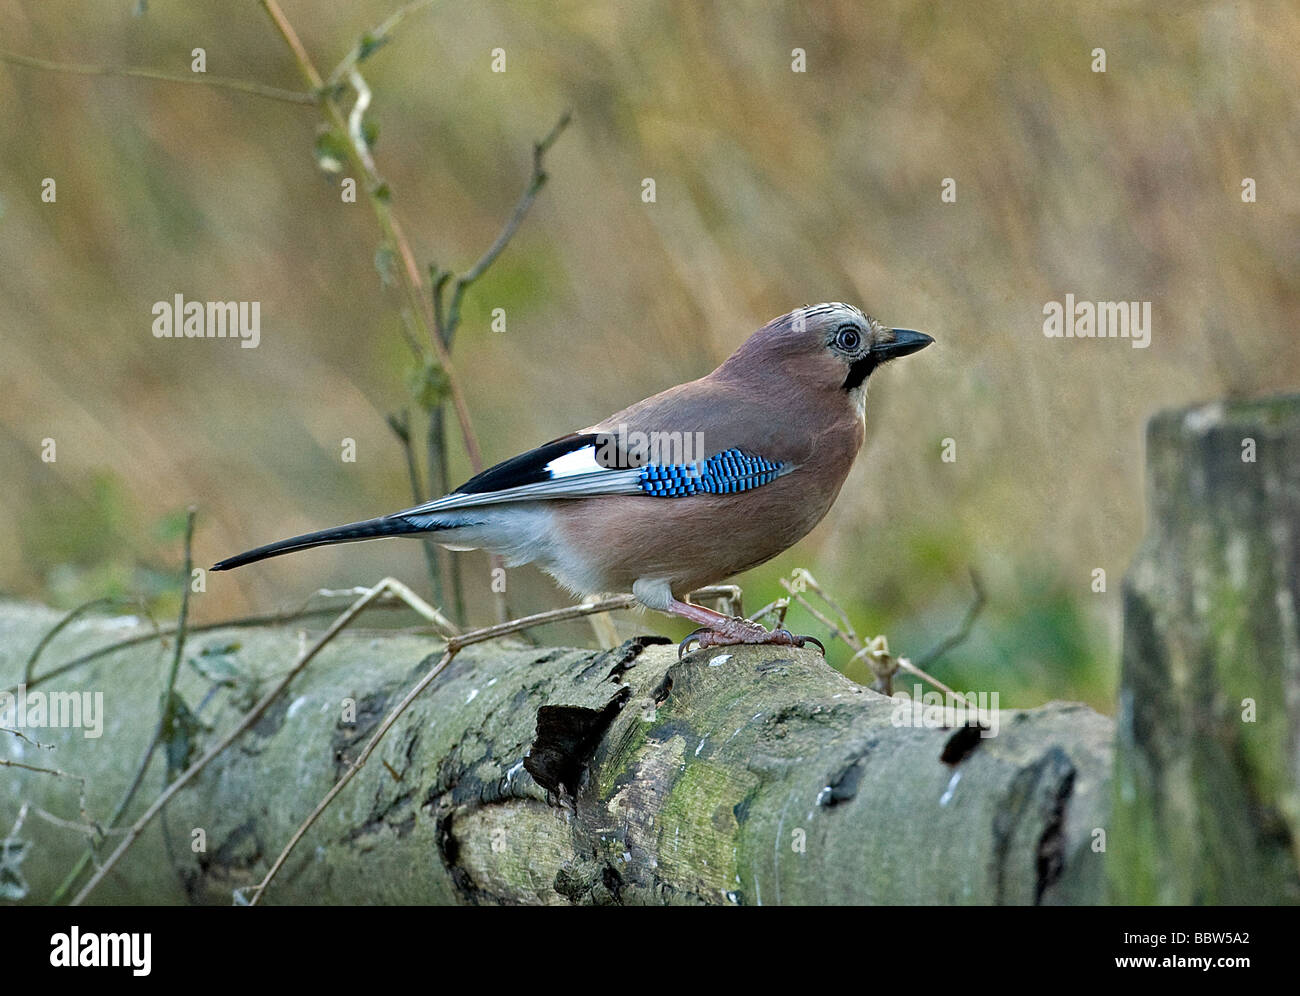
top-left (638, 448), bottom-right (785, 497)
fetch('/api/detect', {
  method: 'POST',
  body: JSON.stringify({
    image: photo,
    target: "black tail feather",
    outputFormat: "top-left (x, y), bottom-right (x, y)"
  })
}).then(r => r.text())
top-left (210, 514), bottom-right (432, 571)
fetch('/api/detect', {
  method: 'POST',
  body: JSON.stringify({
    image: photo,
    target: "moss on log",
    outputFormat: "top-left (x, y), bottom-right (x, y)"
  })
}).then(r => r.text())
top-left (1113, 395), bottom-right (1300, 903)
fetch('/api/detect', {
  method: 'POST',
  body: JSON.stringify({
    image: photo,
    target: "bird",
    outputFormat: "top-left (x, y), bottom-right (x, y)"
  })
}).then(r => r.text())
top-left (212, 303), bottom-right (933, 654)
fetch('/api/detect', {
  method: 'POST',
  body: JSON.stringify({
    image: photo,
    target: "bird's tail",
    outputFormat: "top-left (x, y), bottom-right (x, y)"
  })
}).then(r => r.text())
top-left (211, 514), bottom-right (439, 572)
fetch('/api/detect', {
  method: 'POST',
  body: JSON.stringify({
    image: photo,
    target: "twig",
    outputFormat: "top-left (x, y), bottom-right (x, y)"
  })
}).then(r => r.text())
top-left (780, 570), bottom-right (857, 645)
top-left (845, 570), bottom-right (987, 697)
top-left (243, 646), bottom-right (455, 905)
top-left (3, 803), bottom-right (29, 850)
top-left (746, 597), bottom-right (790, 627)
top-left (23, 596), bottom-right (158, 686)
top-left (69, 576), bottom-right (416, 905)
top-left (395, 305), bottom-right (424, 356)
top-left (0, 758), bottom-right (84, 781)
top-left (29, 806), bottom-right (129, 837)
top-left (242, 592), bottom-right (637, 905)
top-left (583, 595), bottom-right (622, 648)
top-left (784, 588), bottom-right (851, 643)
top-left (386, 409), bottom-right (445, 600)
top-left (794, 569), bottom-right (858, 643)
top-left (775, 567), bottom-right (985, 698)
top-left (8, 591), bottom-right (416, 696)
top-left (4, 803), bottom-right (28, 841)
top-left (119, 509), bottom-right (196, 800)
top-left (385, 410), bottom-right (424, 504)
top-left (2, 802), bottom-right (30, 890)
top-left (1, 726), bottom-right (52, 749)
top-left (911, 569), bottom-right (986, 671)
top-left (50, 508), bottom-right (197, 904)
top-left (0, 49), bottom-right (317, 105)
top-left (894, 656), bottom-right (968, 702)
top-left (260, 0), bottom-right (505, 626)
top-left (0, 762), bottom-right (89, 830)
top-left (421, 407), bottom-right (465, 622)
top-left (364, 576), bottom-right (458, 636)
top-left (435, 111), bottom-right (572, 347)
top-left (325, 0), bottom-right (439, 89)
top-left (263, 0), bottom-right (568, 629)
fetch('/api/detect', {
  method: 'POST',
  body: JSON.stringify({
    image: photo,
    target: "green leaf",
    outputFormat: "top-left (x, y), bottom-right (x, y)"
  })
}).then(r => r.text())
top-left (152, 509), bottom-right (191, 544)
top-left (313, 127), bottom-right (349, 176)
top-left (188, 643), bottom-right (244, 687)
top-left (200, 641), bottom-right (242, 656)
top-left (408, 359), bottom-right (450, 410)
top-left (374, 244), bottom-right (397, 287)
top-left (361, 114), bottom-right (380, 150)
top-left (161, 691), bottom-right (204, 782)
top-left (357, 31), bottom-right (390, 63)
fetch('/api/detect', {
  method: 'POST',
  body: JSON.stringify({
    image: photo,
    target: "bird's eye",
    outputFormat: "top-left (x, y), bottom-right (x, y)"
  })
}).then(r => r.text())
top-left (834, 325), bottom-right (861, 351)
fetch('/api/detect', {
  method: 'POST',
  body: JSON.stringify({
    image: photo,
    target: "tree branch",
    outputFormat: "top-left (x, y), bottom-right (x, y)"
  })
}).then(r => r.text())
top-left (436, 110), bottom-right (572, 347)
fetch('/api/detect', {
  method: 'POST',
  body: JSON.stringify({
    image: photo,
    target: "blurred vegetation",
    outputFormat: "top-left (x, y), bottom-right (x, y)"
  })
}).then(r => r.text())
top-left (2, 1), bottom-right (1297, 713)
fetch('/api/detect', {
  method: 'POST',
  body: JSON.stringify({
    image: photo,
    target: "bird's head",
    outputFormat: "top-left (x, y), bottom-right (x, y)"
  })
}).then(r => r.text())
top-left (718, 302), bottom-right (933, 411)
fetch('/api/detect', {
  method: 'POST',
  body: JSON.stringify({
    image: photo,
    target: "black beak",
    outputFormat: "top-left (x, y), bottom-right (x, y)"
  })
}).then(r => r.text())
top-left (842, 328), bottom-right (934, 391)
top-left (871, 328), bottom-right (934, 361)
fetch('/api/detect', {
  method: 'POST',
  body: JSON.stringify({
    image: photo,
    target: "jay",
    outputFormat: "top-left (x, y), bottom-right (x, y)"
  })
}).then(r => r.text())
top-left (212, 303), bottom-right (933, 651)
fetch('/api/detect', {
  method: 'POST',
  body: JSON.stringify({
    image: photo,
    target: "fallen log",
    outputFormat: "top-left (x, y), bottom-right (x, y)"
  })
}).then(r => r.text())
top-left (1, 605), bottom-right (1110, 904)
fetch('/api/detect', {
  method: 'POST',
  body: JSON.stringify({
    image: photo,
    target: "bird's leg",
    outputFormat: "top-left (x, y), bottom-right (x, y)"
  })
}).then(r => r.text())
top-left (667, 598), bottom-right (825, 657)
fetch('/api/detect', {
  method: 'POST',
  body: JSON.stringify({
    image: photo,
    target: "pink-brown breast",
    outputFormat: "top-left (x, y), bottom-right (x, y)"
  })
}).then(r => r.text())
top-left (551, 397), bottom-right (865, 597)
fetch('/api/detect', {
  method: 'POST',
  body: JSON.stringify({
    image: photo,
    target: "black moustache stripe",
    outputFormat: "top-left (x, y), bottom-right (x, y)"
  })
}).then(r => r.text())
top-left (842, 356), bottom-right (876, 391)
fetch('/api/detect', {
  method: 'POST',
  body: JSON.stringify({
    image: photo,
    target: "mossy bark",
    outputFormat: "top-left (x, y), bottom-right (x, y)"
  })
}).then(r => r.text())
top-left (1113, 395), bottom-right (1300, 903)
top-left (1, 604), bottom-right (1111, 905)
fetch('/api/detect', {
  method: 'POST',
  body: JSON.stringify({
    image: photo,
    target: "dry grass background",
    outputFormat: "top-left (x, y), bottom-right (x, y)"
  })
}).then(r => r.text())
top-left (1, 0), bottom-right (1296, 710)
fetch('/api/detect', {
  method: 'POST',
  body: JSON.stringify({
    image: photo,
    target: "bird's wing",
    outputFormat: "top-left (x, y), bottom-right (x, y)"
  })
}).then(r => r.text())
top-left (399, 430), bottom-right (793, 520)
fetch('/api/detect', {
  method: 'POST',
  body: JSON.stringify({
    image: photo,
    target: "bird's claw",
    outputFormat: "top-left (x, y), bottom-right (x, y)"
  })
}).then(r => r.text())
top-left (786, 631), bottom-right (826, 655)
top-left (679, 627), bottom-right (711, 659)
top-left (768, 627), bottom-right (827, 655)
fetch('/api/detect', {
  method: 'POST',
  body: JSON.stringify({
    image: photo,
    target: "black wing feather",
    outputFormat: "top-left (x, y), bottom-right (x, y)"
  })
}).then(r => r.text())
top-left (453, 432), bottom-right (601, 494)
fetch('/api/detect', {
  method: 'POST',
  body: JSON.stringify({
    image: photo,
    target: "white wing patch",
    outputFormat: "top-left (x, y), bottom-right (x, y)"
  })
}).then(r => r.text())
top-left (543, 444), bottom-right (606, 478)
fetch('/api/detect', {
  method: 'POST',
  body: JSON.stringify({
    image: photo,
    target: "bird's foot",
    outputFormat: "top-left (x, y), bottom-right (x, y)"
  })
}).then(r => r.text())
top-left (679, 619), bottom-right (825, 658)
